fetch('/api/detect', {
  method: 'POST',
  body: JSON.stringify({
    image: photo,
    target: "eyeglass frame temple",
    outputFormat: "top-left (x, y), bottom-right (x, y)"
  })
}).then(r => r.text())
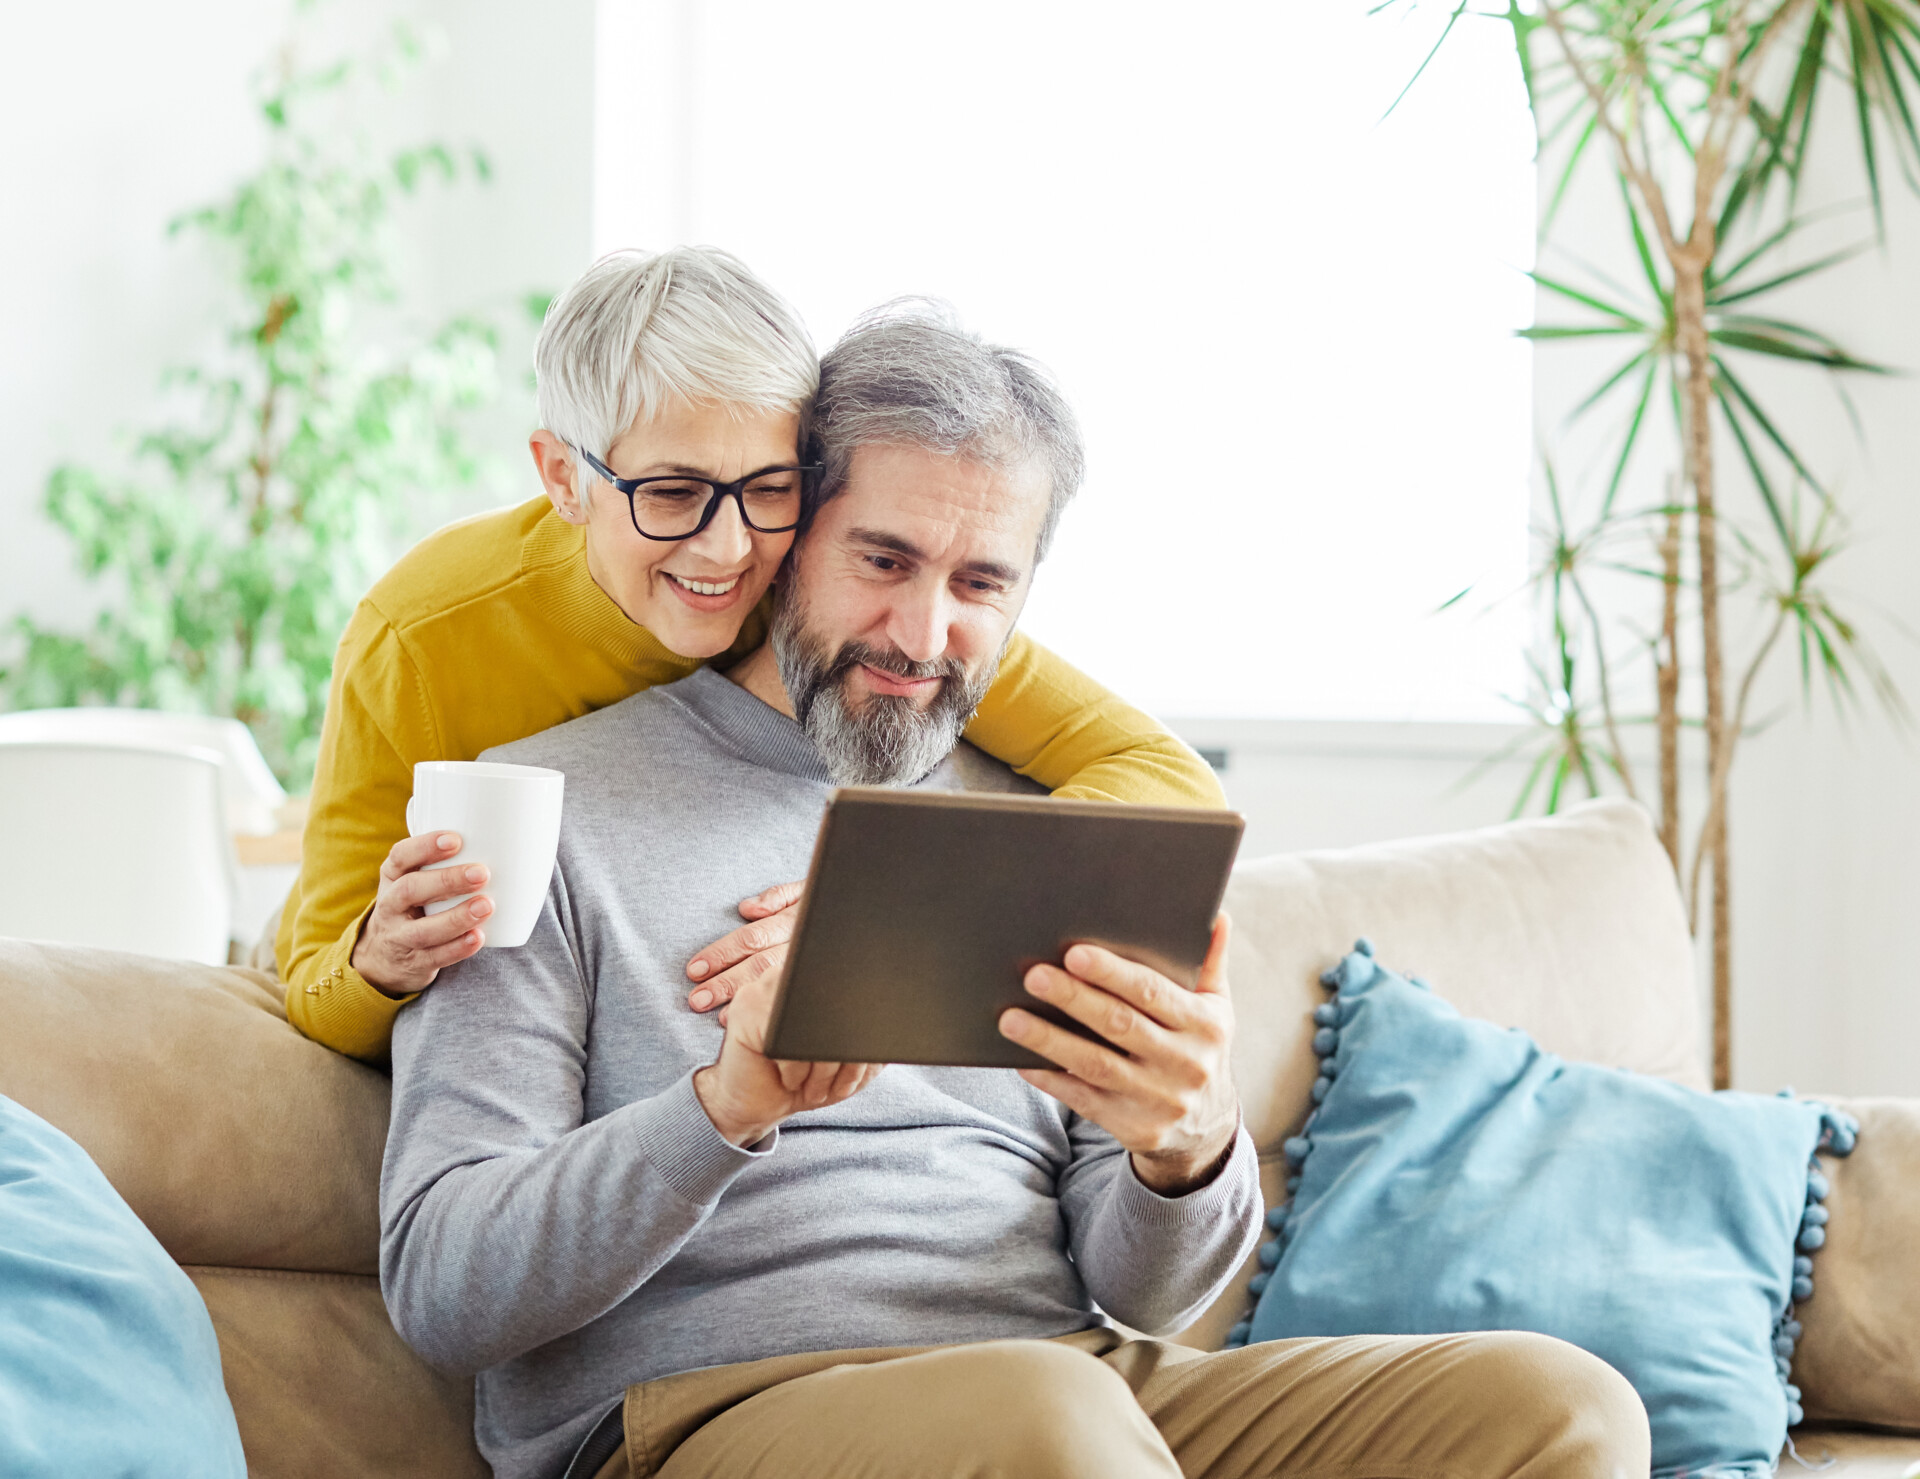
top-left (573, 445), bottom-right (820, 542)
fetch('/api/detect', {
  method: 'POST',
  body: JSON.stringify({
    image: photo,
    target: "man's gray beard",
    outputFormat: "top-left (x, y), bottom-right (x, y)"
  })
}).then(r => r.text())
top-left (771, 592), bottom-right (998, 788)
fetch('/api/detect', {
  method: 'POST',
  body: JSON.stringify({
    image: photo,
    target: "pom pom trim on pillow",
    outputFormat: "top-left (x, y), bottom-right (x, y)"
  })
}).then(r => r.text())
top-left (1222, 937), bottom-right (1860, 1433)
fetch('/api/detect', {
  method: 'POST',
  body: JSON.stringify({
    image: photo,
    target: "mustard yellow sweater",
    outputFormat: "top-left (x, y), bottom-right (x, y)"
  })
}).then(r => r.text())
top-left (276, 496), bottom-right (1224, 1061)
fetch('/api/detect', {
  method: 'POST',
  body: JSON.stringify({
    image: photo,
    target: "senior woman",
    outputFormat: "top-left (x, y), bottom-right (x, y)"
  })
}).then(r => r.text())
top-left (276, 246), bottom-right (1223, 1062)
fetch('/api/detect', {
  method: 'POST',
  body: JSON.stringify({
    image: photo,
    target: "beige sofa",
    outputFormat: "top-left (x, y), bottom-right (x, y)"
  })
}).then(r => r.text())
top-left (2, 799), bottom-right (1915, 1476)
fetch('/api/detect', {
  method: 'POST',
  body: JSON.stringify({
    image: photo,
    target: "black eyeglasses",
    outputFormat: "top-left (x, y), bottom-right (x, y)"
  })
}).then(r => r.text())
top-left (575, 446), bottom-right (818, 542)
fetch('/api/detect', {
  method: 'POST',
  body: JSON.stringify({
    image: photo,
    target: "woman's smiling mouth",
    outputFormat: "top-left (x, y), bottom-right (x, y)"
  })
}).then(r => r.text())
top-left (665, 571), bottom-right (744, 600)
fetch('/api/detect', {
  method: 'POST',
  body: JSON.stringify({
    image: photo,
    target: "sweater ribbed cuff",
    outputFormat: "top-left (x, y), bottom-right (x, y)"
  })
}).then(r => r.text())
top-left (290, 900), bottom-right (417, 1062)
top-left (642, 1071), bottom-right (776, 1207)
top-left (1115, 1123), bottom-right (1258, 1228)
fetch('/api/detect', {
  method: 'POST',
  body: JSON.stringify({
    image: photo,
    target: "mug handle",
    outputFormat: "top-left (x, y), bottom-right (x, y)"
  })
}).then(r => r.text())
top-left (405, 796), bottom-right (418, 836)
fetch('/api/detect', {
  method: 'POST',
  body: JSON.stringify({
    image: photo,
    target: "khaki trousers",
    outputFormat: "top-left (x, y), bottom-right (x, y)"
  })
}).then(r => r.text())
top-left (591, 1326), bottom-right (1650, 1479)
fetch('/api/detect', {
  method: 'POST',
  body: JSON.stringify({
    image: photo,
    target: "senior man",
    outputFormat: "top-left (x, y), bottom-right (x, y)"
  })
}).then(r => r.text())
top-left (380, 304), bottom-right (1650, 1479)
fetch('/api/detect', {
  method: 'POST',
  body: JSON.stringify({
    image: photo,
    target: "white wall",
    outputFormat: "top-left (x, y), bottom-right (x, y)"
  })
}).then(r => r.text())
top-left (0, 0), bottom-right (594, 635)
top-left (392, 0), bottom-right (596, 475)
top-left (2, 2), bottom-right (281, 629)
top-left (1172, 720), bottom-right (1529, 863)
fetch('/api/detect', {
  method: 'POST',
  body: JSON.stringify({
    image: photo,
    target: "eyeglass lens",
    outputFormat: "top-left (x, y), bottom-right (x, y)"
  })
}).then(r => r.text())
top-left (631, 474), bottom-right (804, 538)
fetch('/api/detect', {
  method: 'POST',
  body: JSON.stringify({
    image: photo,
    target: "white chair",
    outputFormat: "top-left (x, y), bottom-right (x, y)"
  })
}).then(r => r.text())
top-left (0, 708), bottom-right (286, 834)
top-left (0, 741), bottom-right (234, 965)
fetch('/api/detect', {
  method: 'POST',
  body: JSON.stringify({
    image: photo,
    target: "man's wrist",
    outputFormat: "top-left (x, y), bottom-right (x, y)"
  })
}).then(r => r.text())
top-left (1131, 1122), bottom-right (1239, 1197)
top-left (692, 1065), bottom-right (778, 1148)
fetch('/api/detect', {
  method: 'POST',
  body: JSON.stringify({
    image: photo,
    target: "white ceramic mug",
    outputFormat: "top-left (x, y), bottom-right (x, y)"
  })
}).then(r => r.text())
top-left (406, 761), bottom-right (565, 950)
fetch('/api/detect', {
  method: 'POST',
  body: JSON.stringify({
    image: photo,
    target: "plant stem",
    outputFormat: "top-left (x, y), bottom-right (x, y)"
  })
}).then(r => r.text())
top-left (1541, 0), bottom-right (1784, 1090)
top-left (1689, 602), bottom-right (1788, 933)
top-left (1674, 251), bottom-right (1732, 1090)
top-left (1683, 0), bottom-right (1782, 1094)
top-left (1573, 577), bottom-right (1636, 800)
top-left (251, 382), bottom-right (278, 524)
top-left (251, 295), bottom-right (291, 530)
top-left (1657, 487), bottom-right (1682, 872)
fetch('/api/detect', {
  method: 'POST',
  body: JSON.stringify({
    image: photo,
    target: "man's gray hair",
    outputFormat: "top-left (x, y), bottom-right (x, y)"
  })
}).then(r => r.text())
top-left (809, 300), bottom-right (1085, 561)
top-left (535, 247), bottom-right (818, 493)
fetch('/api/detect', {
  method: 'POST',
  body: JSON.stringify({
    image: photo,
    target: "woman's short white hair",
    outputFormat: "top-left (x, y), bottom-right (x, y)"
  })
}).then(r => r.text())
top-left (534, 247), bottom-right (818, 487)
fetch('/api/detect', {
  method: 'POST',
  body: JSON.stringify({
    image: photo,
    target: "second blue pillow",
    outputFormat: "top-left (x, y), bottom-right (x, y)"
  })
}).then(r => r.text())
top-left (1238, 943), bottom-right (1855, 1479)
top-left (0, 1093), bottom-right (247, 1479)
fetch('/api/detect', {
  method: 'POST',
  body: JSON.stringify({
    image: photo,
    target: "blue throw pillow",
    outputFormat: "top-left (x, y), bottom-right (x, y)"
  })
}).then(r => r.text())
top-left (0, 1093), bottom-right (247, 1479)
top-left (1237, 942), bottom-right (1857, 1479)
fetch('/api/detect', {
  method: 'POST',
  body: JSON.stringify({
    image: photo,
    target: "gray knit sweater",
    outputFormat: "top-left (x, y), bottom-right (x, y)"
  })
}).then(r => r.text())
top-left (379, 667), bottom-right (1261, 1479)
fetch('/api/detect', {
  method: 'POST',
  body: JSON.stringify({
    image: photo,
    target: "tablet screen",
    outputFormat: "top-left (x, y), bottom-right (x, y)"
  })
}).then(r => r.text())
top-left (764, 788), bottom-right (1244, 1068)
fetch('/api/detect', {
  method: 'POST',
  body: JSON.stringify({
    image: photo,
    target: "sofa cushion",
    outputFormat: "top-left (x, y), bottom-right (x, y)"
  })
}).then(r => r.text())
top-left (188, 1266), bottom-right (486, 1478)
top-left (1790, 1427), bottom-right (1920, 1474)
top-left (0, 1093), bottom-right (247, 1478)
top-left (1220, 798), bottom-right (1704, 1158)
top-left (1239, 947), bottom-right (1844, 1478)
top-left (0, 938), bottom-right (386, 1275)
top-left (1791, 1097), bottom-right (1920, 1434)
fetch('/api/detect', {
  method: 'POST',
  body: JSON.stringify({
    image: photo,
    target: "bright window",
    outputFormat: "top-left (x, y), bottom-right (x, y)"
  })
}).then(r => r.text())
top-left (594, 1), bottom-right (1534, 720)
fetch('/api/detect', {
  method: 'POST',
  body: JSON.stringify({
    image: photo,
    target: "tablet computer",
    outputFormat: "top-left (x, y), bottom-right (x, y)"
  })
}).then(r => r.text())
top-left (763, 788), bottom-right (1245, 1069)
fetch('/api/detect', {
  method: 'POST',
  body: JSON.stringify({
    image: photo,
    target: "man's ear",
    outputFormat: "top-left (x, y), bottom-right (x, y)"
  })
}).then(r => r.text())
top-left (530, 431), bottom-right (590, 525)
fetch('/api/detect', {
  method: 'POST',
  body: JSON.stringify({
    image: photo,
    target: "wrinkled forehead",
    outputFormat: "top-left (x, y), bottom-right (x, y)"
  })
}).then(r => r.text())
top-left (807, 441), bottom-right (1051, 573)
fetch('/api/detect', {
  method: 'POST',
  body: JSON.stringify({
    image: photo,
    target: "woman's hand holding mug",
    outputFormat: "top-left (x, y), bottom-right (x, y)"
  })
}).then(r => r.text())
top-left (352, 832), bottom-right (493, 997)
top-left (354, 760), bottom-right (566, 999)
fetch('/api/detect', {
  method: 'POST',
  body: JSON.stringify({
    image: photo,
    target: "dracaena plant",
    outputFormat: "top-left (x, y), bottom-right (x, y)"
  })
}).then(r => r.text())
top-left (0, 19), bottom-right (527, 788)
top-left (1399, 0), bottom-right (1919, 1087)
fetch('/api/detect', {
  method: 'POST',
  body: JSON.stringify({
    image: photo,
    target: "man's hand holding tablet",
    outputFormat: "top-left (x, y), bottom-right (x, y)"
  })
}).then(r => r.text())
top-left (1001, 916), bottom-right (1240, 1196)
top-left (692, 967), bottom-right (881, 1147)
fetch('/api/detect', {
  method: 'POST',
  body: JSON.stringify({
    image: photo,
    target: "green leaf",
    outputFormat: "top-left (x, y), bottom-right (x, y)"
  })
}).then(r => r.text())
top-left (1382, 0), bottom-right (1471, 121)
top-left (1844, 3), bottom-right (1891, 230)
top-left (1642, 65), bottom-right (1697, 160)
top-left (1712, 206), bottom-right (1825, 295)
top-left (1601, 356), bottom-right (1660, 518)
top-left (1868, 16), bottom-right (1920, 184)
top-left (1542, 455), bottom-right (1567, 530)
top-left (1711, 371), bottom-right (1794, 549)
top-left (1544, 750), bottom-right (1571, 813)
top-left (1543, 110), bottom-right (1601, 234)
top-left (1527, 269), bottom-right (1646, 323)
top-left (1731, 3), bottom-right (1828, 217)
top-left (1568, 347), bottom-right (1654, 424)
top-left (1620, 177), bottom-right (1672, 314)
top-left (1713, 326), bottom-right (1894, 371)
top-left (1711, 243), bottom-right (1874, 306)
top-left (1511, 744), bottom-right (1556, 819)
top-left (1521, 324), bottom-right (1648, 339)
top-left (1504, 0), bottom-right (1544, 116)
top-left (1714, 356), bottom-right (1829, 500)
